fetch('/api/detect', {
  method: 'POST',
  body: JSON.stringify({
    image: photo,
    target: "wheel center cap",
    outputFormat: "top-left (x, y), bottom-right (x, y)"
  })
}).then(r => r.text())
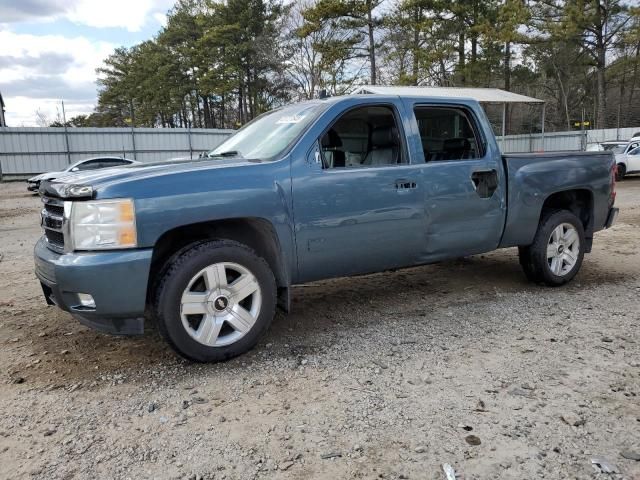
top-left (557, 244), bottom-right (565, 254)
top-left (212, 296), bottom-right (229, 312)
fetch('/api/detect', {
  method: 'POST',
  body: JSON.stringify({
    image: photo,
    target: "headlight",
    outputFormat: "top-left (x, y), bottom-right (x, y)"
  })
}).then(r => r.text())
top-left (70, 199), bottom-right (137, 250)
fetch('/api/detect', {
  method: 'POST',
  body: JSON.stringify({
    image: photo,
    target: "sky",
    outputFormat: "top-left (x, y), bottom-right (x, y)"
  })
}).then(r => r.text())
top-left (0, 0), bottom-right (176, 126)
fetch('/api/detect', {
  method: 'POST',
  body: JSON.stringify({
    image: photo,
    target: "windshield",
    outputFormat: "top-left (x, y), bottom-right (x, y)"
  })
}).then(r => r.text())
top-left (208, 103), bottom-right (323, 160)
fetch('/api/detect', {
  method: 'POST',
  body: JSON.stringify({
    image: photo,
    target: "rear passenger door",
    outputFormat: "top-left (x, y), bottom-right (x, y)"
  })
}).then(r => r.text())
top-left (411, 103), bottom-right (506, 259)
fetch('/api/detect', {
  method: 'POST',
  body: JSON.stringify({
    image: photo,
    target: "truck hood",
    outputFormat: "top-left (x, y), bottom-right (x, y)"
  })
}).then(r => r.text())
top-left (42, 157), bottom-right (261, 199)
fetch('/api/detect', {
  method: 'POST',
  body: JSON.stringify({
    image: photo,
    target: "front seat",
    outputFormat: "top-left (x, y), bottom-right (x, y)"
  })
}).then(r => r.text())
top-left (363, 126), bottom-right (399, 166)
top-left (321, 129), bottom-right (345, 168)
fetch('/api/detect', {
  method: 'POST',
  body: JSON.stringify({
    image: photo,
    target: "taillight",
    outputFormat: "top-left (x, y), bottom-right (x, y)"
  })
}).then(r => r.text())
top-left (610, 163), bottom-right (617, 207)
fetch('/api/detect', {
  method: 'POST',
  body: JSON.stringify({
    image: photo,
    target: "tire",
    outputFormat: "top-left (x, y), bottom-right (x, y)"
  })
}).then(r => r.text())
top-left (153, 239), bottom-right (276, 362)
top-left (616, 163), bottom-right (626, 181)
top-left (518, 209), bottom-right (585, 287)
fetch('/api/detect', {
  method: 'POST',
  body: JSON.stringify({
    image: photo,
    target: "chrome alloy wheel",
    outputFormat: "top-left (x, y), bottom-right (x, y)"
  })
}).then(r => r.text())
top-left (180, 262), bottom-right (262, 347)
top-left (547, 223), bottom-right (580, 276)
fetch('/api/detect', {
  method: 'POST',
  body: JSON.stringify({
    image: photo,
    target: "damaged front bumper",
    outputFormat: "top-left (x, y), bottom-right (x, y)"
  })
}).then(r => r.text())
top-left (34, 237), bottom-right (152, 335)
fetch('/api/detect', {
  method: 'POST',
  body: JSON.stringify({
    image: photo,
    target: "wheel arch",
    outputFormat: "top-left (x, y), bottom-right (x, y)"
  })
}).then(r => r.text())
top-left (539, 188), bottom-right (594, 251)
top-left (146, 217), bottom-right (290, 309)
top-left (616, 162), bottom-right (627, 177)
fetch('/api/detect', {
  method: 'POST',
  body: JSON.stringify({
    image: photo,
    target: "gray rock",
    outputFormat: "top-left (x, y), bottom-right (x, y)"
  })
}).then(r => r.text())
top-left (465, 435), bottom-right (481, 446)
top-left (280, 461), bottom-right (294, 470)
top-left (561, 412), bottom-right (585, 427)
top-left (620, 450), bottom-right (640, 461)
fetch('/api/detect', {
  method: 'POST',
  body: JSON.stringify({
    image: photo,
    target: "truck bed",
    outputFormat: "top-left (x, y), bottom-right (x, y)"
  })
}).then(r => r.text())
top-left (499, 151), bottom-right (615, 248)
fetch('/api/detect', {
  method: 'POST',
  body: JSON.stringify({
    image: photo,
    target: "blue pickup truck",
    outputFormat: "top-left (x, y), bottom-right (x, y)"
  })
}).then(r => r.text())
top-left (35, 94), bottom-right (618, 362)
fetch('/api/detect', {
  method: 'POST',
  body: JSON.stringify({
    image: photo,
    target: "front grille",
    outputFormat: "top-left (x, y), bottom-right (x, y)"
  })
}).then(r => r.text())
top-left (45, 203), bottom-right (64, 217)
top-left (41, 197), bottom-right (66, 252)
top-left (45, 230), bottom-right (65, 249)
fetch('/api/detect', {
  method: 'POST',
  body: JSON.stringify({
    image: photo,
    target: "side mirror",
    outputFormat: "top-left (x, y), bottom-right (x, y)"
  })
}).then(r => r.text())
top-left (70, 167), bottom-right (79, 172)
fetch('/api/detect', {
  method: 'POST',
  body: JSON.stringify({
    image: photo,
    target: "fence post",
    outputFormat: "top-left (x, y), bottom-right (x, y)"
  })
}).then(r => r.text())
top-left (501, 103), bottom-right (506, 151)
top-left (130, 126), bottom-right (137, 160)
top-left (187, 125), bottom-right (193, 159)
top-left (540, 103), bottom-right (546, 152)
top-left (61, 100), bottom-right (72, 164)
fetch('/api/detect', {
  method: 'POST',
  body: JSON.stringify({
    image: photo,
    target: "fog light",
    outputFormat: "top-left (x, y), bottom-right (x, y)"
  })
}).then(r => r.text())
top-left (77, 293), bottom-right (96, 308)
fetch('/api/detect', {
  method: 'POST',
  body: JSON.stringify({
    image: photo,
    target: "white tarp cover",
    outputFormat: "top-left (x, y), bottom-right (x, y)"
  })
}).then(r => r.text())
top-left (352, 85), bottom-right (544, 104)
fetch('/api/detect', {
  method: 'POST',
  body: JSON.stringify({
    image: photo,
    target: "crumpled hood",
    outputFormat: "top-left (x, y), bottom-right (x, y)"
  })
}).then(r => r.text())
top-left (42, 157), bottom-right (260, 198)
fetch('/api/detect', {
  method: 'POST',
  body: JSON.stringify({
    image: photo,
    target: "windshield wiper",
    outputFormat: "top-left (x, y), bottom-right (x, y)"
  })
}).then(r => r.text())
top-left (208, 150), bottom-right (242, 158)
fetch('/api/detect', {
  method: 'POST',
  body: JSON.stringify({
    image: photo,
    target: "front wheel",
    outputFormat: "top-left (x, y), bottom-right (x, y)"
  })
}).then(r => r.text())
top-left (519, 210), bottom-right (585, 286)
top-left (153, 240), bottom-right (277, 362)
top-left (616, 163), bottom-right (626, 181)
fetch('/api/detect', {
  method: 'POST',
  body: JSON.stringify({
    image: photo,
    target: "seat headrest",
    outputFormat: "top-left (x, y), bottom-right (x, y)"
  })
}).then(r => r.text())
top-left (371, 126), bottom-right (398, 148)
top-left (322, 129), bottom-right (342, 148)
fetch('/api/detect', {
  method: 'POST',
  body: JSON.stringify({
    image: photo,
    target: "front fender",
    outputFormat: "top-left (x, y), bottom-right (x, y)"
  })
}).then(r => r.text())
top-left (99, 158), bottom-right (297, 283)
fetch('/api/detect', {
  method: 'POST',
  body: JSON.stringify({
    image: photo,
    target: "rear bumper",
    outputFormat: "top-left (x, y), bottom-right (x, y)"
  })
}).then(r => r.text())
top-left (605, 207), bottom-right (619, 229)
top-left (34, 237), bottom-right (153, 335)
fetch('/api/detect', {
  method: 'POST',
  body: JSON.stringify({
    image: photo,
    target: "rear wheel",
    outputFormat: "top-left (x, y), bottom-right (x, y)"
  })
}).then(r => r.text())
top-left (154, 240), bottom-right (276, 362)
top-left (616, 163), bottom-right (626, 181)
top-left (518, 210), bottom-right (585, 286)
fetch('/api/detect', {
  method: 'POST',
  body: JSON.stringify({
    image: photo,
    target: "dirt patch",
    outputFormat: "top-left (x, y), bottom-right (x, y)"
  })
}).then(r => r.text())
top-left (0, 207), bottom-right (34, 219)
top-left (0, 181), bottom-right (638, 480)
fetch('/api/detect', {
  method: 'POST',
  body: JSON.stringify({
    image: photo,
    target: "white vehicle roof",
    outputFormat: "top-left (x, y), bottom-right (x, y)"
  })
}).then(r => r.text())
top-left (65, 156), bottom-right (136, 171)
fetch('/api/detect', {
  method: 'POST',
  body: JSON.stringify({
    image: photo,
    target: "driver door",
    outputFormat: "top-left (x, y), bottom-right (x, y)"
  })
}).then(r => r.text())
top-left (292, 103), bottom-right (426, 283)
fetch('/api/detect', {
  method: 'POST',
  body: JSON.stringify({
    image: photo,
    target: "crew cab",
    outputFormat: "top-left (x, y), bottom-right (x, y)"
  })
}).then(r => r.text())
top-left (34, 94), bottom-right (619, 362)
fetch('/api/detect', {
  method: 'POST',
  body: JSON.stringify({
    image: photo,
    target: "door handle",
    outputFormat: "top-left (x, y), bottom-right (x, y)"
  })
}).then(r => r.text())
top-left (395, 179), bottom-right (417, 190)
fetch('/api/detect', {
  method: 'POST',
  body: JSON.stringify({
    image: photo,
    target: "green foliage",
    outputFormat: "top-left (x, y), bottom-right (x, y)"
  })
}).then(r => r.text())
top-left (92, 0), bottom-right (640, 133)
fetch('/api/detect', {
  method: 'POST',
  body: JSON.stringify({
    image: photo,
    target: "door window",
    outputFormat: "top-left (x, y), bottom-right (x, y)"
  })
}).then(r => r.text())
top-left (100, 159), bottom-right (129, 168)
top-left (320, 106), bottom-right (405, 168)
top-left (414, 107), bottom-right (483, 161)
top-left (76, 160), bottom-right (103, 170)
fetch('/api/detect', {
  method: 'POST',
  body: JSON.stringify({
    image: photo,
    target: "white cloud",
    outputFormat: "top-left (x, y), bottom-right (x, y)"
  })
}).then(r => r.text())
top-left (5, 96), bottom-right (95, 127)
top-left (0, 0), bottom-right (70, 24)
top-left (67, 0), bottom-right (154, 32)
top-left (0, 0), bottom-right (176, 125)
top-left (153, 12), bottom-right (168, 28)
top-left (0, 30), bottom-right (116, 126)
top-left (0, 0), bottom-right (175, 32)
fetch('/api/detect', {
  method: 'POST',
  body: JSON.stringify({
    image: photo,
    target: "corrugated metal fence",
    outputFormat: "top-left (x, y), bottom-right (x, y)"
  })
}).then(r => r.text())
top-left (501, 126), bottom-right (640, 153)
top-left (1, 125), bottom-right (639, 179)
top-left (0, 127), bottom-right (234, 179)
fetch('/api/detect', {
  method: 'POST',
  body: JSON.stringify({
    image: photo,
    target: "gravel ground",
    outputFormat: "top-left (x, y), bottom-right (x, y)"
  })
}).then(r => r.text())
top-left (0, 179), bottom-right (639, 480)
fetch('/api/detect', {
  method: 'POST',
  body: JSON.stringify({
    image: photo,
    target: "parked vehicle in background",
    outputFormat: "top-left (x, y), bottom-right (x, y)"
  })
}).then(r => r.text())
top-left (26, 157), bottom-right (138, 192)
top-left (587, 140), bottom-right (631, 153)
top-left (34, 94), bottom-right (618, 363)
top-left (615, 146), bottom-right (640, 180)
